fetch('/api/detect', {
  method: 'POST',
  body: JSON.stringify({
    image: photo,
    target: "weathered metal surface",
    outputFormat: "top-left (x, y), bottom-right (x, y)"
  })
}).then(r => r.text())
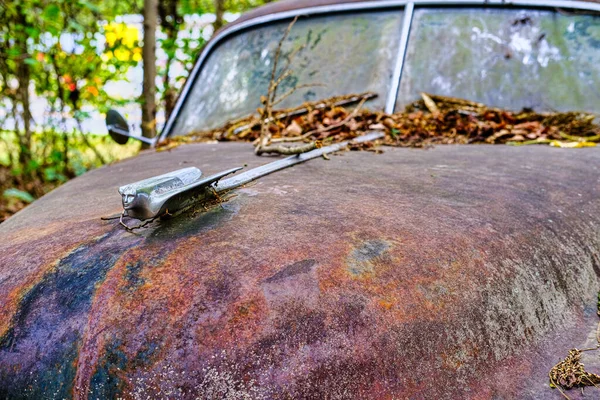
top-left (1, 143), bottom-right (600, 399)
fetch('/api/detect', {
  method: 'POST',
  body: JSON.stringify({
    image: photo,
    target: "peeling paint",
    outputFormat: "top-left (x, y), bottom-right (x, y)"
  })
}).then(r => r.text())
top-left (0, 144), bottom-right (599, 398)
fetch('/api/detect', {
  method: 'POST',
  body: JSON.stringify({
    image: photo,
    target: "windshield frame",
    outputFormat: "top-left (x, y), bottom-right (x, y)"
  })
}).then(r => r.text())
top-left (158, 0), bottom-right (600, 143)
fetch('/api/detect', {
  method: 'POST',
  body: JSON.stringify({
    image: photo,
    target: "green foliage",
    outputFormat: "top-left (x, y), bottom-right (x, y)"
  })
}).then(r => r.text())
top-left (0, 0), bottom-right (270, 220)
top-left (3, 188), bottom-right (35, 203)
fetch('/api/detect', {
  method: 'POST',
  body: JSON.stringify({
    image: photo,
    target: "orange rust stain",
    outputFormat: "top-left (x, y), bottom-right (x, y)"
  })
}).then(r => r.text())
top-left (0, 218), bottom-right (110, 341)
top-left (201, 294), bottom-right (269, 350)
top-left (230, 299), bottom-right (262, 324)
top-left (0, 242), bottom-right (83, 340)
top-left (73, 246), bottom-right (144, 399)
top-left (378, 299), bottom-right (394, 310)
top-left (312, 229), bottom-right (491, 330)
top-left (73, 231), bottom-right (265, 394)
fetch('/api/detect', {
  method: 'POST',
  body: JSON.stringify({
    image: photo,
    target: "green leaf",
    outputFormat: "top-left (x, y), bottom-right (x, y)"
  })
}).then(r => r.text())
top-left (43, 167), bottom-right (67, 182)
top-left (79, 0), bottom-right (100, 13)
top-left (74, 110), bottom-right (91, 120)
top-left (46, 25), bottom-right (61, 36)
top-left (42, 4), bottom-right (61, 22)
top-left (49, 150), bottom-right (64, 163)
top-left (26, 159), bottom-right (40, 172)
top-left (25, 26), bottom-right (41, 38)
top-left (3, 188), bottom-right (35, 203)
top-left (165, 49), bottom-right (177, 59)
top-left (68, 20), bottom-right (85, 32)
top-left (7, 48), bottom-right (22, 58)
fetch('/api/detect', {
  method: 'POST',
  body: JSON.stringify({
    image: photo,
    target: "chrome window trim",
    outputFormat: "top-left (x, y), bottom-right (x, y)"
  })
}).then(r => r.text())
top-left (158, 0), bottom-right (600, 143)
top-left (386, 2), bottom-right (414, 114)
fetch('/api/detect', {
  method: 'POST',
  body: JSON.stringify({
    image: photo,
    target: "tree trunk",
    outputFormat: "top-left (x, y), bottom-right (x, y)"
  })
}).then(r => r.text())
top-left (141, 0), bottom-right (158, 149)
top-left (15, 6), bottom-right (32, 167)
top-left (162, 24), bottom-right (177, 119)
top-left (214, 0), bottom-right (225, 31)
top-left (16, 63), bottom-right (32, 166)
top-left (157, 0), bottom-right (179, 120)
top-left (163, 51), bottom-right (177, 119)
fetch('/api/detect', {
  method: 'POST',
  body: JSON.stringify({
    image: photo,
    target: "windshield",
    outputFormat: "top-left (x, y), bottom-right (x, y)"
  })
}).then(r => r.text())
top-left (396, 8), bottom-right (600, 113)
top-left (170, 5), bottom-right (600, 138)
top-left (171, 10), bottom-right (405, 135)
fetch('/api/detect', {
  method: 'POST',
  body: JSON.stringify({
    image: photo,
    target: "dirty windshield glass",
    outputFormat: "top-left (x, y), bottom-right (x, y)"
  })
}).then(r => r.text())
top-left (171, 10), bottom-right (404, 135)
top-left (396, 8), bottom-right (600, 113)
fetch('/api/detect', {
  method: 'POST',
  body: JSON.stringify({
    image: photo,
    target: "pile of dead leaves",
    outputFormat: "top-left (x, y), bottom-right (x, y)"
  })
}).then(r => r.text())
top-left (157, 92), bottom-right (599, 153)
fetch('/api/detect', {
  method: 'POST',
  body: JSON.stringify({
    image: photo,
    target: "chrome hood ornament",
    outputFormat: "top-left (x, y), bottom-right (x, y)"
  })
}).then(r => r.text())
top-left (115, 131), bottom-right (384, 229)
top-left (118, 166), bottom-right (241, 220)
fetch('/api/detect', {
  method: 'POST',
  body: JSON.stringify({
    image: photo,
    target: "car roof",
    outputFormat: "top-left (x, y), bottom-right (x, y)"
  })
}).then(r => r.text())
top-left (226, 0), bottom-right (600, 32)
top-left (229, 0), bottom-right (389, 28)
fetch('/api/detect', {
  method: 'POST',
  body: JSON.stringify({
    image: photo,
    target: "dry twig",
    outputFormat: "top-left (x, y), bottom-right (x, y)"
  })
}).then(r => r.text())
top-left (119, 211), bottom-right (159, 231)
top-left (256, 17), bottom-right (298, 153)
top-left (255, 140), bottom-right (320, 156)
top-left (254, 16), bottom-right (325, 156)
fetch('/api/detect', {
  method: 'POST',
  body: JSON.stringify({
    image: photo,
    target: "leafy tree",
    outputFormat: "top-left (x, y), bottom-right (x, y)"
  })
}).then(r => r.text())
top-left (0, 0), bottom-right (271, 220)
top-left (0, 0), bottom-right (140, 194)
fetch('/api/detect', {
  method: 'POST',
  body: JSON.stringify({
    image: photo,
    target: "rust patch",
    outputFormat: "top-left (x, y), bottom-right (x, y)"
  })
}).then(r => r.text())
top-left (264, 259), bottom-right (317, 283)
top-left (347, 239), bottom-right (391, 276)
top-left (262, 259), bottom-right (320, 309)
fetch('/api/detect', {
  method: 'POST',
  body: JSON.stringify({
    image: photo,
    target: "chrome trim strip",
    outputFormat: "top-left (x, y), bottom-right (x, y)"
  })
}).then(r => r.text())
top-left (159, 0), bottom-right (600, 143)
top-left (385, 2), bottom-right (414, 114)
top-left (217, 131), bottom-right (385, 192)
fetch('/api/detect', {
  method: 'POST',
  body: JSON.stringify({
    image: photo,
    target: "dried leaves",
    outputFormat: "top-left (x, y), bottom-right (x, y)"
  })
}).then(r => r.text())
top-left (549, 292), bottom-right (600, 399)
top-left (549, 349), bottom-right (600, 398)
top-left (391, 93), bottom-right (599, 148)
top-left (157, 92), bottom-right (599, 153)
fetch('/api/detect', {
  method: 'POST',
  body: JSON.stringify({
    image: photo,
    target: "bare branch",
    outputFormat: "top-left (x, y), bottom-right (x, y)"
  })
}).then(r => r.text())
top-left (280, 43), bottom-right (306, 77)
top-left (255, 141), bottom-right (318, 156)
top-left (257, 17), bottom-right (301, 154)
top-left (270, 69), bottom-right (293, 96)
top-left (268, 16), bottom-right (299, 103)
top-left (272, 83), bottom-right (325, 107)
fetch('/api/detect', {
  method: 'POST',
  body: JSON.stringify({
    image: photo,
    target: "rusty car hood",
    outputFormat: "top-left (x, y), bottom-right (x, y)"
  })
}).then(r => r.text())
top-left (1, 143), bottom-right (600, 399)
